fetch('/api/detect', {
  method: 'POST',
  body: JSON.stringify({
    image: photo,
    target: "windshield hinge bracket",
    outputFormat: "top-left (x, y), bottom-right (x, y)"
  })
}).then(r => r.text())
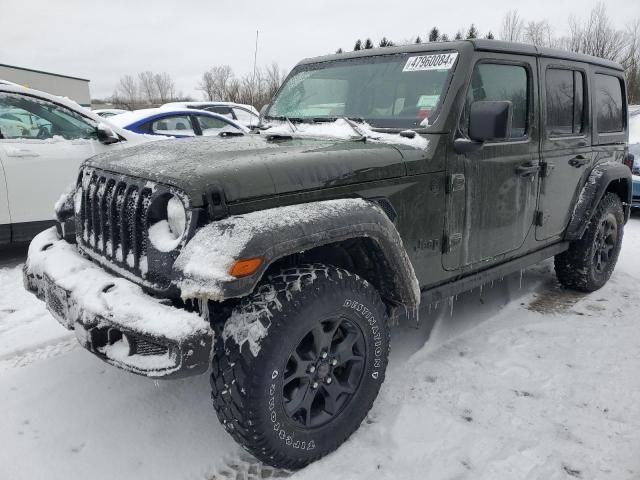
top-left (446, 174), bottom-right (466, 194)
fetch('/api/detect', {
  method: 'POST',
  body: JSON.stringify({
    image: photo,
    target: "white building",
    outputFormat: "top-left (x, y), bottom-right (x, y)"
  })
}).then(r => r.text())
top-left (0, 64), bottom-right (90, 107)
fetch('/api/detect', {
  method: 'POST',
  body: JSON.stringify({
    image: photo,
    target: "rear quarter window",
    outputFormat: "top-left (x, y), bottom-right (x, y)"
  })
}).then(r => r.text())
top-left (595, 74), bottom-right (624, 133)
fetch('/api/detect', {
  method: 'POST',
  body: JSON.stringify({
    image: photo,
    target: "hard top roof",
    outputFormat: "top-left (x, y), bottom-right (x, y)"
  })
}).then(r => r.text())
top-left (297, 39), bottom-right (623, 71)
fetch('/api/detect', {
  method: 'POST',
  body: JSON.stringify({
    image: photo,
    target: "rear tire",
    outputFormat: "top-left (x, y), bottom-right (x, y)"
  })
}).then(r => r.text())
top-left (210, 264), bottom-right (390, 469)
top-left (555, 193), bottom-right (624, 292)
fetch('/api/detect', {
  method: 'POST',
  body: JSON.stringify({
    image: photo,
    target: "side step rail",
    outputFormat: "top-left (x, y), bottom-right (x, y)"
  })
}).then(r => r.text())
top-left (421, 242), bottom-right (570, 305)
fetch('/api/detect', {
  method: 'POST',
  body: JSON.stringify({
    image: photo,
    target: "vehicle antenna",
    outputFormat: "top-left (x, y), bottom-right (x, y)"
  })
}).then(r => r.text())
top-left (252, 30), bottom-right (259, 106)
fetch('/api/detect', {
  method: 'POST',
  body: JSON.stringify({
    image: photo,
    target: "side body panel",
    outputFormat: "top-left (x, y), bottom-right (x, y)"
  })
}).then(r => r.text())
top-left (443, 51), bottom-right (541, 271)
top-left (0, 148), bottom-right (12, 244)
top-left (536, 58), bottom-right (593, 240)
top-left (0, 137), bottom-right (99, 223)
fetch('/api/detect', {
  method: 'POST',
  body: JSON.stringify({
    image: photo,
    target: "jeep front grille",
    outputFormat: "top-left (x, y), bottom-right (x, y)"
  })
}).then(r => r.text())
top-left (79, 170), bottom-right (153, 275)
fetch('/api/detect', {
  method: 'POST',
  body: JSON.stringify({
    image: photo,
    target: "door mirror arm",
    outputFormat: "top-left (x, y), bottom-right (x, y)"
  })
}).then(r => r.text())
top-left (454, 100), bottom-right (513, 155)
top-left (453, 137), bottom-right (484, 154)
top-left (96, 123), bottom-right (121, 145)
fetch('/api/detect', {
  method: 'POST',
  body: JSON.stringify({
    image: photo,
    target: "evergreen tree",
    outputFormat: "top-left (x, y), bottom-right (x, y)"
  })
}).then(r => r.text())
top-left (486, 31), bottom-right (495, 40)
top-left (441, 33), bottom-right (450, 42)
top-left (354, 39), bottom-right (362, 51)
top-left (428, 27), bottom-right (440, 42)
top-left (379, 37), bottom-right (389, 47)
top-left (415, 35), bottom-right (422, 44)
top-left (454, 31), bottom-right (463, 40)
top-left (466, 24), bottom-right (479, 39)
top-left (336, 48), bottom-right (343, 53)
top-left (364, 38), bottom-right (374, 49)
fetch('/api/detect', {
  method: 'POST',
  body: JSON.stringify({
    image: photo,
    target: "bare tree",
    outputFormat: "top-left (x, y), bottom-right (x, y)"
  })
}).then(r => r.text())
top-left (112, 75), bottom-right (139, 109)
top-left (197, 65), bottom-right (234, 101)
top-left (623, 19), bottom-right (640, 104)
top-left (195, 63), bottom-right (285, 109)
top-left (138, 71), bottom-right (158, 103)
top-left (524, 20), bottom-right (553, 47)
top-left (263, 62), bottom-right (286, 103)
top-left (500, 10), bottom-right (524, 42)
top-left (154, 72), bottom-right (176, 103)
top-left (566, 3), bottom-right (627, 60)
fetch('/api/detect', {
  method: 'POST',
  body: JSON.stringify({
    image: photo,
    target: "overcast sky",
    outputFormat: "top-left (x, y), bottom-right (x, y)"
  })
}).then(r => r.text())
top-left (1, 0), bottom-right (637, 100)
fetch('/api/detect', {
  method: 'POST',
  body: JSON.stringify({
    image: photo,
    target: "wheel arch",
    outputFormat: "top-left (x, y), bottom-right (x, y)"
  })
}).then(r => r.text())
top-left (565, 162), bottom-right (631, 241)
top-left (174, 198), bottom-right (420, 316)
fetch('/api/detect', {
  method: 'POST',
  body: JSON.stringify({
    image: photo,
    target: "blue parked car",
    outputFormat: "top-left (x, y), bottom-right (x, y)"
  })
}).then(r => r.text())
top-left (631, 143), bottom-right (640, 209)
top-left (109, 107), bottom-right (248, 138)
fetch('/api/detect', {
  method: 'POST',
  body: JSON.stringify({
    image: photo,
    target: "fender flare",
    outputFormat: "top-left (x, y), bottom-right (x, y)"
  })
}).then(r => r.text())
top-left (173, 198), bottom-right (420, 310)
top-left (565, 162), bottom-right (631, 241)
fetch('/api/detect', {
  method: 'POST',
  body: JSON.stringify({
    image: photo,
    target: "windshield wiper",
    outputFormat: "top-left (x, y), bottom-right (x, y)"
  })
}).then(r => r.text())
top-left (340, 117), bottom-right (369, 140)
top-left (284, 117), bottom-right (298, 133)
top-left (264, 115), bottom-right (304, 123)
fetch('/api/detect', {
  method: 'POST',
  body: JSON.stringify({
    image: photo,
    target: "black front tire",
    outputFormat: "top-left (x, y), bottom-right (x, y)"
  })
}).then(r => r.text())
top-left (555, 193), bottom-right (624, 292)
top-left (210, 264), bottom-right (390, 469)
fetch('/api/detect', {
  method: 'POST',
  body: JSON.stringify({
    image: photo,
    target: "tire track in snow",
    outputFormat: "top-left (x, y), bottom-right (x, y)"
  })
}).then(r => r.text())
top-left (205, 453), bottom-right (291, 479)
top-left (0, 337), bottom-right (77, 374)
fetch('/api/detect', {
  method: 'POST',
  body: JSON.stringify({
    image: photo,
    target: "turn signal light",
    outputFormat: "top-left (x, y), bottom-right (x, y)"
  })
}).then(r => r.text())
top-left (229, 257), bottom-right (263, 278)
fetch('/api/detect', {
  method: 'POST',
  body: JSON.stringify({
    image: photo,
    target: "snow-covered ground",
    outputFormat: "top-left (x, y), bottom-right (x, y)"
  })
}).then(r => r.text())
top-left (1, 217), bottom-right (640, 480)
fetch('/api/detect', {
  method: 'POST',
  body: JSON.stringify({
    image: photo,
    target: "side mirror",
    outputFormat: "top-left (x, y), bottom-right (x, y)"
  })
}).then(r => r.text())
top-left (624, 152), bottom-right (634, 171)
top-left (96, 123), bottom-right (120, 145)
top-left (468, 100), bottom-right (512, 142)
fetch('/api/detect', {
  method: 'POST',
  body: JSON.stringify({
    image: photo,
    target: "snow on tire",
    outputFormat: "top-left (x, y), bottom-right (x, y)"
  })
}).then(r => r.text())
top-left (555, 193), bottom-right (625, 292)
top-left (210, 264), bottom-right (390, 469)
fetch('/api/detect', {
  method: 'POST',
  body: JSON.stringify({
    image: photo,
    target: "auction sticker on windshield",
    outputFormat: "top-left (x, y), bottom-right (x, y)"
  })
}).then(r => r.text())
top-left (403, 53), bottom-right (458, 72)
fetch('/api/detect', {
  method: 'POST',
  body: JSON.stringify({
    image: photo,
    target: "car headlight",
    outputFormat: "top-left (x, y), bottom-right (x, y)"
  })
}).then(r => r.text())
top-left (148, 194), bottom-right (187, 252)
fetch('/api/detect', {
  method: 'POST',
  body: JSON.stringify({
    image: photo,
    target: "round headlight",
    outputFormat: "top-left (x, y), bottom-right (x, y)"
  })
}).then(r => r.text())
top-left (148, 195), bottom-right (187, 252)
top-left (167, 195), bottom-right (186, 239)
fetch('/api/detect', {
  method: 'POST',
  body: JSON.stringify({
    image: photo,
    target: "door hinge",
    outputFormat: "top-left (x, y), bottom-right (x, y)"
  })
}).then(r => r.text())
top-left (443, 232), bottom-right (462, 253)
top-left (446, 174), bottom-right (465, 194)
top-left (534, 210), bottom-right (544, 226)
top-left (540, 163), bottom-right (554, 178)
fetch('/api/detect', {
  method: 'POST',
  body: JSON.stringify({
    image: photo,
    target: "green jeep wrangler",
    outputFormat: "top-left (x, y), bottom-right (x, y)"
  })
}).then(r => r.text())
top-left (24, 40), bottom-right (632, 468)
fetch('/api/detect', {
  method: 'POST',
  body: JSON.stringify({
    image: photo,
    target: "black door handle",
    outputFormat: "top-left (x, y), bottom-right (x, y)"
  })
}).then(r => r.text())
top-left (568, 156), bottom-right (587, 168)
top-left (516, 163), bottom-right (541, 176)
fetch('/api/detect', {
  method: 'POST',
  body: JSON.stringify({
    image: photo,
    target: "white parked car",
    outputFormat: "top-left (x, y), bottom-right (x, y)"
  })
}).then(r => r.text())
top-left (0, 82), bottom-right (154, 244)
top-left (160, 101), bottom-right (259, 128)
top-left (93, 108), bottom-right (129, 118)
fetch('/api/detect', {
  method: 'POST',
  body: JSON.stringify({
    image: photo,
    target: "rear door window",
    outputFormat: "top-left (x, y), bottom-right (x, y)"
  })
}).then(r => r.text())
top-left (196, 115), bottom-right (239, 136)
top-left (595, 74), bottom-right (624, 133)
top-left (204, 106), bottom-right (234, 119)
top-left (546, 69), bottom-right (585, 135)
top-left (150, 115), bottom-right (195, 136)
top-left (232, 107), bottom-right (258, 126)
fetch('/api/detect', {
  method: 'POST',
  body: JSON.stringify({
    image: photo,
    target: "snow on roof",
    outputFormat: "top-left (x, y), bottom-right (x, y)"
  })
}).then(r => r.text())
top-left (161, 101), bottom-right (259, 115)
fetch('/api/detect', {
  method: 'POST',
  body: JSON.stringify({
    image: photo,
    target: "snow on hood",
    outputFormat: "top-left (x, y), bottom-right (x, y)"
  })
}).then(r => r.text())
top-left (265, 118), bottom-right (429, 149)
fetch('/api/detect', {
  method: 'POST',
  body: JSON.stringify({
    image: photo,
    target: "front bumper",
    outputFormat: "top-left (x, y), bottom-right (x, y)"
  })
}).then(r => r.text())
top-left (24, 228), bottom-right (213, 379)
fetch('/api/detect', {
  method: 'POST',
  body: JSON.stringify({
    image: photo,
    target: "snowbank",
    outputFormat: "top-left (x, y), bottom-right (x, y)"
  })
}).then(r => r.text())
top-left (3, 213), bottom-right (640, 479)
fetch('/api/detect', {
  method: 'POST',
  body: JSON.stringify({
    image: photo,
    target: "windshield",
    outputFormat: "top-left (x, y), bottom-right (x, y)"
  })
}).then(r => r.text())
top-left (266, 51), bottom-right (458, 129)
